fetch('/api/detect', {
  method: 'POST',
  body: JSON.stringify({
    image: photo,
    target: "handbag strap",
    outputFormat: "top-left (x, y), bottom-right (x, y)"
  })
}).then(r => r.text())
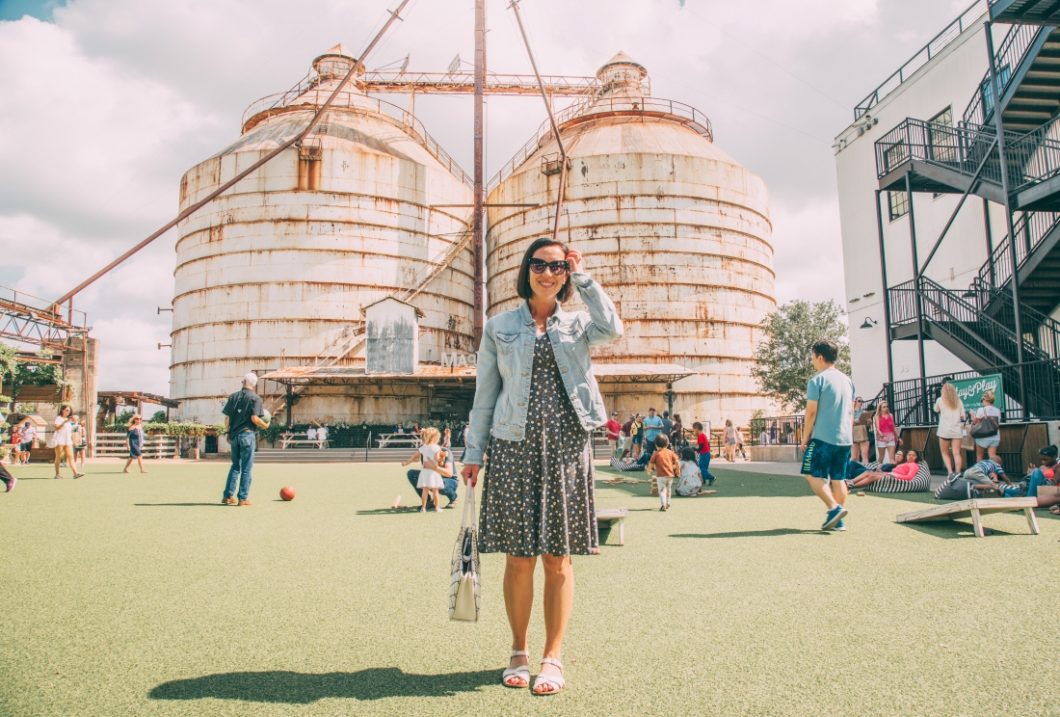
top-left (461, 482), bottom-right (477, 529)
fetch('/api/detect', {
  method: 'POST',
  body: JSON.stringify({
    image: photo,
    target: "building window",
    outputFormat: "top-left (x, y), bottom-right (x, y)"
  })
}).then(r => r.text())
top-left (980, 64), bottom-right (1012, 117)
top-left (928, 106), bottom-right (956, 163)
top-left (888, 191), bottom-right (909, 221)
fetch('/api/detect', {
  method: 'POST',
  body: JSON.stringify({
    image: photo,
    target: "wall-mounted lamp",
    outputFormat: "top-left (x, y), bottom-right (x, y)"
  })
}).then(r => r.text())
top-left (157, 306), bottom-right (173, 314)
top-left (157, 343), bottom-right (172, 350)
top-left (859, 317), bottom-right (878, 329)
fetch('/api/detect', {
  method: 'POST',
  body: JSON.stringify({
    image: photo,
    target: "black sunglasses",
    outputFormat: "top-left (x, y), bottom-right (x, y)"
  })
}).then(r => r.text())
top-left (528, 258), bottom-right (570, 275)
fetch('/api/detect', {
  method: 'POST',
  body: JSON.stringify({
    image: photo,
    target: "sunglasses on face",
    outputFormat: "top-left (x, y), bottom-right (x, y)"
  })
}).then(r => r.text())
top-left (528, 258), bottom-right (570, 275)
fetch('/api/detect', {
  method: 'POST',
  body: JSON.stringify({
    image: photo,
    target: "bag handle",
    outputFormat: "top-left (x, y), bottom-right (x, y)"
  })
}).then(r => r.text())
top-left (461, 481), bottom-right (477, 530)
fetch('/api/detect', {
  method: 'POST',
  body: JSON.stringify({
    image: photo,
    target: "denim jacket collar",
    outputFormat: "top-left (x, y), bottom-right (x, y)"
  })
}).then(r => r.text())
top-left (517, 299), bottom-right (564, 327)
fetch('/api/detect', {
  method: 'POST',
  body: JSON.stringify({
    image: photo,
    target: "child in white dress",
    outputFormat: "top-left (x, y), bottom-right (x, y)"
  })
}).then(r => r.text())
top-left (676, 447), bottom-right (703, 497)
top-left (402, 427), bottom-right (445, 512)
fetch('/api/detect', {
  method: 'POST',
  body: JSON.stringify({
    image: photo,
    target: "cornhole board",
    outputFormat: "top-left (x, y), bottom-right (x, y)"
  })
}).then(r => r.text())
top-left (896, 498), bottom-right (1039, 538)
top-left (596, 508), bottom-right (628, 546)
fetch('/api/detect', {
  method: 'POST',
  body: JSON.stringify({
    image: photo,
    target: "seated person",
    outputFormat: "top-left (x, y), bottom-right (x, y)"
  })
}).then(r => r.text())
top-left (964, 457), bottom-right (1014, 496)
top-left (405, 449), bottom-right (458, 509)
top-left (1025, 444), bottom-right (1058, 498)
top-left (847, 450), bottom-right (904, 481)
top-left (675, 447), bottom-right (703, 497)
top-left (848, 450), bottom-right (921, 489)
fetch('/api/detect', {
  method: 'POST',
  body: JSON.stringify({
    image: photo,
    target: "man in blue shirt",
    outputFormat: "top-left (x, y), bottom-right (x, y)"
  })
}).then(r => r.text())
top-left (799, 340), bottom-right (854, 531)
top-left (641, 408), bottom-right (665, 460)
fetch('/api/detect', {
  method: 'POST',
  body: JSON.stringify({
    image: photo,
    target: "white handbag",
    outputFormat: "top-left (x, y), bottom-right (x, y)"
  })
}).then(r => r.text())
top-left (449, 484), bottom-right (480, 622)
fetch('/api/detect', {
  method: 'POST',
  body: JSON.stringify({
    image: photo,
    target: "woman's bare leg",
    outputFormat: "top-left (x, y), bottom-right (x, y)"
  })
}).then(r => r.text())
top-left (939, 438), bottom-right (954, 475)
top-left (538, 553), bottom-right (573, 693)
top-left (54, 448), bottom-right (62, 477)
top-left (137, 456), bottom-right (146, 473)
top-left (975, 445), bottom-right (985, 462)
top-left (504, 555), bottom-right (536, 685)
top-left (951, 439), bottom-right (965, 473)
top-left (988, 444), bottom-right (1000, 463)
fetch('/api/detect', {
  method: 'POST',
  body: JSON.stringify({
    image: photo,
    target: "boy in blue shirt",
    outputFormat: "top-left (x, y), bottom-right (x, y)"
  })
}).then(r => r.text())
top-left (799, 340), bottom-right (854, 531)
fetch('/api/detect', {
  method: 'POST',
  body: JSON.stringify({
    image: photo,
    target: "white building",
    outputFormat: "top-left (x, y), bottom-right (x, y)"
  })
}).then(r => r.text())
top-left (833, 0), bottom-right (1060, 424)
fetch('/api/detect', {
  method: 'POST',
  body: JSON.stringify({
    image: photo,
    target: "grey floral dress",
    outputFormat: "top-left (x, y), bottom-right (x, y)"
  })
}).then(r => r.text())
top-left (479, 334), bottom-right (597, 557)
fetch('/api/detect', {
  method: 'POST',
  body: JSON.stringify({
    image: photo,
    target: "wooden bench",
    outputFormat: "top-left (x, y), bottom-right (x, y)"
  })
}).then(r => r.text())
top-left (377, 433), bottom-right (421, 449)
top-left (279, 434), bottom-right (325, 450)
top-left (896, 498), bottom-right (1039, 538)
top-left (596, 508), bottom-right (628, 546)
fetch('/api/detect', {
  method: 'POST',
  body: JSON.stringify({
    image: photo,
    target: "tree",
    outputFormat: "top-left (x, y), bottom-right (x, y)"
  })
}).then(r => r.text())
top-left (751, 300), bottom-right (851, 412)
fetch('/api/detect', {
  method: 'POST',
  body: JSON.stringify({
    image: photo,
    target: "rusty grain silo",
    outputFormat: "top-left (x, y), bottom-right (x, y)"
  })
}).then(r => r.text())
top-left (486, 52), bottom-right (777, 427)
top-left (171, 46), bottom-right (475, 422)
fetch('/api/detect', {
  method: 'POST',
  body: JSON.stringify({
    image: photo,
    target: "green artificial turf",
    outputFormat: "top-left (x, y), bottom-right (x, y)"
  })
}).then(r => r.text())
top-left (1, 460), bottom-right (1057, 716)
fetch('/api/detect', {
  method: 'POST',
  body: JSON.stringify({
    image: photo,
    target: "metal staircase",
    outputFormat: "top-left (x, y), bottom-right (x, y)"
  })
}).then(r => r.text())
top-left (971, 210), bottom-right (1060, 315)
top-left (991, 0), bottom-right (1060, 26)
top-left (889, 276), bottom-right (1060, 417)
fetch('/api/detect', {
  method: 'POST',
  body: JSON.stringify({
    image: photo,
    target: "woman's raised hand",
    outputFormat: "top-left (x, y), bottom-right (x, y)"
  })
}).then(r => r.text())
top-left (565, 249), bottom-right (583, 274)
top-left (461, 463), bottom-right (480, 487)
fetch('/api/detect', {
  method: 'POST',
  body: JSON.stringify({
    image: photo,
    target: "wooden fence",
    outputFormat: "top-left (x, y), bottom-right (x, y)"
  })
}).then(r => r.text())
top-left (94, 432), bottom-right (178, 459)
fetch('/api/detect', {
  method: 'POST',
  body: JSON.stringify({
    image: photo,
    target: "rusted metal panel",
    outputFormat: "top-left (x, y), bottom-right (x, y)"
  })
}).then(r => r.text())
top-left (486, 55), bottom-right (779, 427)
top-left (170, 49), bottom-right (474, 423)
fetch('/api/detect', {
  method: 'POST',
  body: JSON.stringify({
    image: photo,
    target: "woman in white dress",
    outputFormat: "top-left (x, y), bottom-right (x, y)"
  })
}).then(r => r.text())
top-left (52, 404), bottom-right (82, 479)
top-left (933, 382), bottom-right (966, 478)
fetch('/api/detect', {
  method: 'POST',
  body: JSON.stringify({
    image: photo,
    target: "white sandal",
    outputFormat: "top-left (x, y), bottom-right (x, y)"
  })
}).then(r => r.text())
top-left (501, 649), bottom-right (530, 688)
top-left (532, 657), bottom-right (565, 695)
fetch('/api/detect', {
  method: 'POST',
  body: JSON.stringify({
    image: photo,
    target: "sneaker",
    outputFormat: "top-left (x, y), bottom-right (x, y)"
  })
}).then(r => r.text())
top-left (834, 518), bottom-right (846, 532)
top-left (822, 505), bottom-right (847, 530)
top-left (222, 497), bottom-right (237, 505)
top-left (237, 500), bottom-right (252, 506)
top-left (5, 476), bottom-right (15, 493)
top-left (659, 506), bottom-right (666, 512)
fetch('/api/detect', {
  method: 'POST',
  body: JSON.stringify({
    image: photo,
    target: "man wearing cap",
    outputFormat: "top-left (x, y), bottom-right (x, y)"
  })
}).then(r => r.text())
top-left (221, 372), bottom-right (270, 506)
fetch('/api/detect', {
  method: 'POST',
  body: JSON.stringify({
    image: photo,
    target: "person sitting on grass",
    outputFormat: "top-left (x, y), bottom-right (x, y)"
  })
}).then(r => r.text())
top-left (1025, 445), bottom-right (1058, 498)
top-left (646, 434), bottom-right (679, 511)
top-left (675, 447), bottom-right (703, 497)
top-left (847, 450), bottom-right (920, 489)
top-left (963, 457), bottom-right (1014, 496)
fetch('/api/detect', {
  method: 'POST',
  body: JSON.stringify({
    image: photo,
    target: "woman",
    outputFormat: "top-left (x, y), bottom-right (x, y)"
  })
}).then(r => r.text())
top-left (52, 405), bottom-right (82, 479)
top-left (970, 390), bottom-right (1002, 464)
top-left (670, 413), bottom-right (684, 450)
top-left (872, 400), bottom-right (900, 465)
top-left (71, 415), bottom-right (88, 472)
top-left (723, 419), bottom-right (737, 462)
top-left (850, 397), bottom-right (870, 463)
top-left (848, 449), bottom-right (922, 489)
top-left (934, 382), bottom-right (966, 478)
top-left (631, 413), bottom-right (643, 460)
top-left (461, 237), bottom-right (622, 696)
top-left (123, 415), bottom-right (147, 474)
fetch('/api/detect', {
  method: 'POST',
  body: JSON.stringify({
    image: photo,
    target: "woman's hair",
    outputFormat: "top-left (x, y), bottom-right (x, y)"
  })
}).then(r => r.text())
top-left (725, 419), bottom-right (732, 427)
top-left (906, 449), bottom-right (919, 462)
top-left (673, 414), bottom-right (681, 422)
top-left (516, 237), bottom-right (572, 303)
top-left (982, 390), bottom-right (995, 404)
top-left (941, 382), bottom-right (961, 410)
top-left (877, 401), bottom-right (890, 416)
top-left (420, 427), bottom-right (441, 445)
top-left (894, 450), bottom-right (904, 462)
top-left (59, 404), bottom-right (72, 416)
top-left (680, 447), bottom-right (696, 462)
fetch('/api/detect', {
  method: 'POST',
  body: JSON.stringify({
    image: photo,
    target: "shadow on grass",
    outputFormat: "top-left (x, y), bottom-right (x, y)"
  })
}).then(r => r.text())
top-left (896, 521), bottom-right (1028, 540)
top-left (149, 668), bottom-right (496, 703)
top-left (671, 528), bottom-right (827, 539)
top-left (134, 503), bottom-right (228, 508)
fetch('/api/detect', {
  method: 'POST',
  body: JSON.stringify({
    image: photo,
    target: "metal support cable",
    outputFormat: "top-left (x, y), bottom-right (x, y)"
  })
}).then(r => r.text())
top-left (509, 0), bottom-right (568, 240)
top-left (51, 0), bottom-right (413, 310)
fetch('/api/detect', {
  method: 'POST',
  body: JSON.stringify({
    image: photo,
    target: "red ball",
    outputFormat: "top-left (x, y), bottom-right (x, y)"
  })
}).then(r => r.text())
top-left (279, 486), bottom-right (296, 501)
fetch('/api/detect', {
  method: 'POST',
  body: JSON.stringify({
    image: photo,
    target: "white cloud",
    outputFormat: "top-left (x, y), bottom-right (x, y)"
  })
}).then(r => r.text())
top-left (0, 0), bottom-right (973, 397)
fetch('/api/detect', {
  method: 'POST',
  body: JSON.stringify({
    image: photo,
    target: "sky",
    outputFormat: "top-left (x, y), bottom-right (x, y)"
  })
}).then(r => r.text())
top-left (0, 0), bottom-right (977, 395)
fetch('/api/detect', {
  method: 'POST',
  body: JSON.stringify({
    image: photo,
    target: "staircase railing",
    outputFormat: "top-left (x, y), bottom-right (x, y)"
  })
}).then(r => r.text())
top-left (974, 210), bottom-right (1060, 290)
top-left (962, 23), bottom-right (1042, 128)
top-left (968, 275), bottom-right (1060, 358)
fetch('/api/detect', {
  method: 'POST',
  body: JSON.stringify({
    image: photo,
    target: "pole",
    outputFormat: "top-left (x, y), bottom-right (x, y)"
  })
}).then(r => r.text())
top-left (874, 190), bottom-right (894, 389)
top-left (285, 384), bottom-right (293, 429)
top-left (472, 0), bottom-right (487, 346)
top-left (906, 174), bottom-right (928, 424)
top-left (51, 0), bottom-right (413, 310)
top-left (985, 21), bottom-right (1027, 408)
top-left (982, 198), bottom-right (995, 287)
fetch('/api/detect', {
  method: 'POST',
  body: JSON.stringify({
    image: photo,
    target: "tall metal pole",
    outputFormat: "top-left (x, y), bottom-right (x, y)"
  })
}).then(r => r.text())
top-left (985, 21), bottom-right (1027, 408)
top-left (473, 0), bottom-right (487, 346)
top-left (874, 190), bottom-right (894, 390)
top-left (906, 175), bottom-right (928, 424)
top-left (982, 198), bottom-right (995, 287)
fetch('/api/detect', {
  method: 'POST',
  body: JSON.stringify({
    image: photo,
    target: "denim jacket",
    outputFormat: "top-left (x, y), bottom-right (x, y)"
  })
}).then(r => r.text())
top-left (463, 272), bottom-right (623, 465)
